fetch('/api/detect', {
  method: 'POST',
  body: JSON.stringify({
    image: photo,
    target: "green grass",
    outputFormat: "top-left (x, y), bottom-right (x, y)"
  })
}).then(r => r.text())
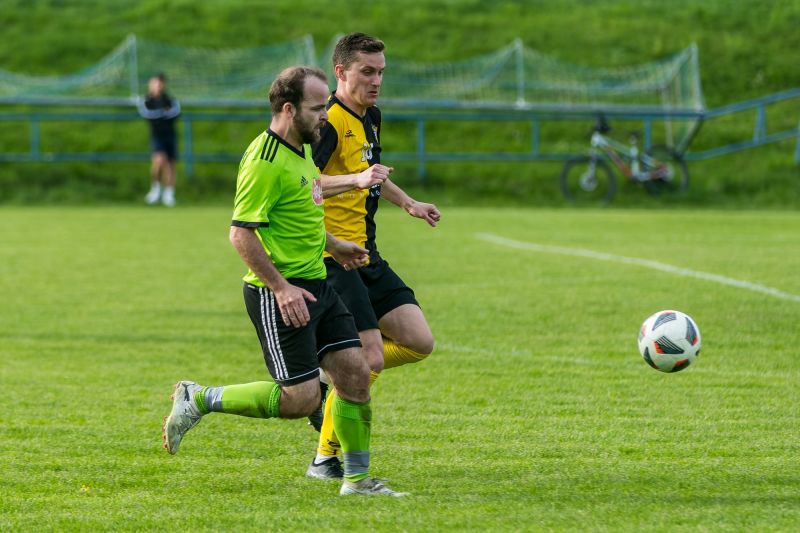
top-left (1, 0), bottom-right (800, 205)
top-left (2, 205), bottom-right (800, 530)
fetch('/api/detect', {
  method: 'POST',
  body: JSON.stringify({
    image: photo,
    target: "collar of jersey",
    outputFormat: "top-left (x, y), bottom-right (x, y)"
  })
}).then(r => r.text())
top-left (328, 93), bottom-right (372, 122)
top-left (266, 128), bottom-right (306, 159)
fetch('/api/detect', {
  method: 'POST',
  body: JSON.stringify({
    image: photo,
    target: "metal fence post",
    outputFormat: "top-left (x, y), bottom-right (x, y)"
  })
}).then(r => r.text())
top-left (30, 116), bottom-right (40, 160)
top-left (795, 120), bottom-right (800, 165)
top-left (643, 119), bottom-right (652, 150)
top-left (753, 105), bottom-right (766, 142)
top-left (531, 119), bottom-right (539, 157)
top-left (128, 34), bottom-right (139, 99)
top-left (515, 38), bottom-right (525, 106)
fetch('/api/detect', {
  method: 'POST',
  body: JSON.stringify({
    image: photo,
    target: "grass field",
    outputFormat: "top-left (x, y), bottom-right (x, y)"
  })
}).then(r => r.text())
top-left (2, 205), bottom-right (800, 531)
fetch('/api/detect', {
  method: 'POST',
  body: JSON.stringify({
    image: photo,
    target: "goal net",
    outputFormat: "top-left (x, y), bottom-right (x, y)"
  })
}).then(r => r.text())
top-left (378, 40), bottom-right (704, 113)
top-left (0, 35), bottom-right (703, 147)
top-left (0, 35), bottom-right (316, 106)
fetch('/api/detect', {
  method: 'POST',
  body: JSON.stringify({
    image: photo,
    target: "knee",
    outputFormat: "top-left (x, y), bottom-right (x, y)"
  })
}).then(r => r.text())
top-left (336, 369), bottom-right (371, 404)
top-left (294, 396), bottom-right (321, 418)
top-left (280, 389), bottom-right (320, 419)
top-left (408, 333), bottom-right (435, 357)
top-left (323, 349), bottom-right (371, 403)
top-left (417, 335), bottom-right (435, 356)
top-left (365, 344), bottom-right (385, 373)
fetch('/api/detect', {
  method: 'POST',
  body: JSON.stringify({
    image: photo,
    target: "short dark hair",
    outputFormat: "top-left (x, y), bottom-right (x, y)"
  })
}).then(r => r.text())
top-left (153, 72), bottom-right (167, 82)
top-left (268, 66), bottom-right (327, 114)
top-left (332, 32), bottom-right (385, 70)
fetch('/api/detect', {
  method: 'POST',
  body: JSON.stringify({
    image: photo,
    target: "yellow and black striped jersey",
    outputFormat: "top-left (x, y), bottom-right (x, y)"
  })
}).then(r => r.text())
top-left (312, 94), bottom-right (382, 259)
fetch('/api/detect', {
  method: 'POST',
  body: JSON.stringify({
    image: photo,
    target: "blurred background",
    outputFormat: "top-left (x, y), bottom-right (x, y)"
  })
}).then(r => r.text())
top-left (1, 0), bottom-right (798, 207)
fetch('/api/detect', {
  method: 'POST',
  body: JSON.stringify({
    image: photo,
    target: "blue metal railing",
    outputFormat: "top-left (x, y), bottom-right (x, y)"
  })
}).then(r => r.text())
top-left (1, 89), bottom-right (798, 179)
top-left (684, 87), bottom-right (800, 161)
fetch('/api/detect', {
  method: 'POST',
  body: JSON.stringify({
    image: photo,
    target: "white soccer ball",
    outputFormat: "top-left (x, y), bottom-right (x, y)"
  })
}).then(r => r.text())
top-left (638, 310), bottom-right (701, 373)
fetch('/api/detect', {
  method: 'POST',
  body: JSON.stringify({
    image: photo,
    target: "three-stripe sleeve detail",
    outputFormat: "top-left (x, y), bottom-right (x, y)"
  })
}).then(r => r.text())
top-left (259, 135), bottom-right (279, 163)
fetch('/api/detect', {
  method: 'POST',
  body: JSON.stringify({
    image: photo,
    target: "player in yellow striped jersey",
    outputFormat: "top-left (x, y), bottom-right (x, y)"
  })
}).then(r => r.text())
top-left (306, 33), bottom-right (441, 479)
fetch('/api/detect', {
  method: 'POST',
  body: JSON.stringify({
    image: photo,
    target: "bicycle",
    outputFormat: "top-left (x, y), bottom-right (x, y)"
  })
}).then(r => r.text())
top-left (559, 115), bottom-right (690, 203)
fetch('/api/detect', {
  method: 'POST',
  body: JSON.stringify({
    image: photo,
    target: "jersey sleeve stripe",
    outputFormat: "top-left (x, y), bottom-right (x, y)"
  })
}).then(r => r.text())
top-left (267, 138), bottom-right (279, 162)
top-left (231, 220), bottom-right (269, 228)
top-left (259, 136), bottom-right (270, 160)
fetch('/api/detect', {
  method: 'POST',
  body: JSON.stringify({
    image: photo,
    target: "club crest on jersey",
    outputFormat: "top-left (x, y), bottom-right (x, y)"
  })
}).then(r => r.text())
top-left (361, 142), bottom-right (373, 162)
top-left (312, 178), bottom-right (323, 205)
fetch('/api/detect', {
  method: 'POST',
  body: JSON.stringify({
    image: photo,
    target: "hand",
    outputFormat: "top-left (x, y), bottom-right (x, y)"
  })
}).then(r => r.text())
top-left (406, 201), bottom-right (441, 227)
top-left (273, 283), bottom-right (317, 328)
top-left (328, 239), bottom-right (369, 271)
top-left (355, 164), bottom-right (393, 189)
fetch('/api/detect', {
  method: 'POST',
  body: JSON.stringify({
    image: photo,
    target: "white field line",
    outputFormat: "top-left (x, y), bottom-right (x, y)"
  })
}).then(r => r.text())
top-left (476, 232), bottom-right (800, 303)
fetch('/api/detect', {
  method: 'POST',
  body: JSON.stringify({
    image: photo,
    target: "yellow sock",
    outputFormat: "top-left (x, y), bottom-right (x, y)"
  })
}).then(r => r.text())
top-left (316, 370), bottom-right (380, 458)
top-left (383, 339), bottom-right (429, 369)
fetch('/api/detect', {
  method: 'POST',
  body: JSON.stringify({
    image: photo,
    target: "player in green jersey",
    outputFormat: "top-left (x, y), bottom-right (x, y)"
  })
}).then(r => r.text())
top-left (161, 66), bottom-right (406, 497)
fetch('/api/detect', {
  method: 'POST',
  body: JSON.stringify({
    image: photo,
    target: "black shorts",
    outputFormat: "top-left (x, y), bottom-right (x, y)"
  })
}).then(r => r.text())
top-left (243, 280), bottom-right (361, 386)
top-left (324, 256), bottom-right (419, 332)
top-left (150, 135), bottom-right (178, 160)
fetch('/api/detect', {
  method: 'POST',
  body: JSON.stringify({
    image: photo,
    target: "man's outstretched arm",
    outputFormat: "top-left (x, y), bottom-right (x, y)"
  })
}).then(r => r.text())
top-left (380, 178), bottom-right (441, 227)
top-left (319, 164), bottom-right (393, 198)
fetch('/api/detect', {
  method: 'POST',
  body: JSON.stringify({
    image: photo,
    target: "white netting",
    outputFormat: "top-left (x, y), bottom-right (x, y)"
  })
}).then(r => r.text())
top-left (0, 37), bottom-right (135, 100)
top-left (135, 36), bottom-right (316, 103)
top-left (378, 40), bottom-right (703, 111)
top-left (0, 35), bottom-right (703, 112)
top-left (0, 35), bottom-right (316, 105)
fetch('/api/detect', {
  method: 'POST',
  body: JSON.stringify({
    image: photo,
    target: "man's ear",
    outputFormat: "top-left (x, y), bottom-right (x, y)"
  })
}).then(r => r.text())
top-left (283, 102), bottom-right (295, 117)
top-left (334, 64), bottom-right (346, 82)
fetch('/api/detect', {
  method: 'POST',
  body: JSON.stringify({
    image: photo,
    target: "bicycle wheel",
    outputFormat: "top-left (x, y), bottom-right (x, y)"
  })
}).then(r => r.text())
top-left (559, 157), bottom-right (616, 204)
top-left (643, 145), bottom-right (689, 195)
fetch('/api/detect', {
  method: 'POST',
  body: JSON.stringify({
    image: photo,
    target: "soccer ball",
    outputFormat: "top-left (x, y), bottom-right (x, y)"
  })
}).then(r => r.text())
top-left (638, 310), bottom-right (701, 373)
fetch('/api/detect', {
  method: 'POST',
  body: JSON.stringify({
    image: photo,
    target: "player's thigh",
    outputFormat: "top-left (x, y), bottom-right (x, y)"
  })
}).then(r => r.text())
top-left (362, 259), bottom-right (419, 321)
top-left (379, 303), bottom-right (434, 354)
top-left (163, 136), bottom-right (178, 161)
top-left (242, 283), bottom-right (321, 386)
top-left (325, 257), bottom-right (379, 332)
top-left (321, 346), bottom-right (370, 403)
top-left (362, 259), bottom-right (434, 353)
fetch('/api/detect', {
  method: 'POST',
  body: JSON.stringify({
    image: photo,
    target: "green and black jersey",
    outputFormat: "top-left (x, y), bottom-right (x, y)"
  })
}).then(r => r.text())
top-left (232, 129), bottom-right (326, 285)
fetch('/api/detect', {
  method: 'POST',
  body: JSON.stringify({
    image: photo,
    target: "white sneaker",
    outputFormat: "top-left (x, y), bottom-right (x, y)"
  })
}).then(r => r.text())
top-left (161, 187), bottom-right (176, 207)
top-left (144, 185), bottom-right (161, 205)
top-left (340, 476), bottom-right (408, 497)
top-left (162, 381), bottom-right (204, 454)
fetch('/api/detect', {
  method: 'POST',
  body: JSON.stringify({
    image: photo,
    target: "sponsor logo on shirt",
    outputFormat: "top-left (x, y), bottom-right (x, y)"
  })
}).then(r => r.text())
top-left (300, 176), bottom-right (308, 187)
top-left (344, 129), bottom-right (356, 138)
